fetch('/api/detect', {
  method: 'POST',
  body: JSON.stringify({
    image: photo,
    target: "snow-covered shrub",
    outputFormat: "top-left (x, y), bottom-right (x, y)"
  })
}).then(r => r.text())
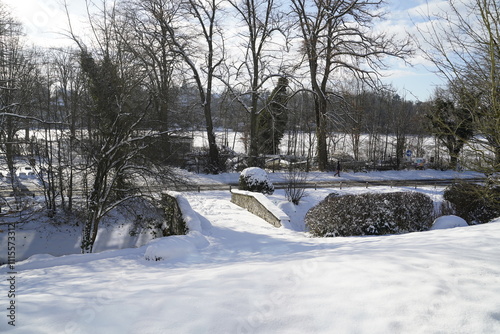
top-left (238, 167), bottom-right (274, 195)
top-left (305, 191), bottom-right (434, 237)
top-left (443, 182), bottom-right (500, 224)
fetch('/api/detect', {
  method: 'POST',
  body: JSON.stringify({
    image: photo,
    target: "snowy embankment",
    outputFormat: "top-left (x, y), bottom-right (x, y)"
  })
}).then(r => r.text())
top-left (1, 184), bottom-right (500, 333)
top-left (0, 198), bottom-right (163, 264)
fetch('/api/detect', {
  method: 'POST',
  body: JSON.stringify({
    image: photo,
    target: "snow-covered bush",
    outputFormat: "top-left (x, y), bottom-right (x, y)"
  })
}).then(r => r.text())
top-left (238, 167), bottom-right (274, 195)
top-left (443, 182), bottom-right (500, 224)
top-left (305, 191), bottom-right (434, 237)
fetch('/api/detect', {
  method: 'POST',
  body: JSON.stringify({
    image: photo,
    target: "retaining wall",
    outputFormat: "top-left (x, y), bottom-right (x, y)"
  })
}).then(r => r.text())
top-left (231, 190), bottom-right (290, 228)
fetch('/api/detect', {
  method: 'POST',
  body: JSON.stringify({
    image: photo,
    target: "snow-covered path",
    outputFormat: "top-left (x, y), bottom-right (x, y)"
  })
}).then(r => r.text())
top-left (185, 191), bottom-right (315, 262)
top-left (2, 190), bottom-right (500, 333)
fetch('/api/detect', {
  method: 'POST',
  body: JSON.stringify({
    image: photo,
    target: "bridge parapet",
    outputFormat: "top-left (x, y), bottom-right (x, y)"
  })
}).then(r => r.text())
top-left (231, 189), bottom-right (290, 228)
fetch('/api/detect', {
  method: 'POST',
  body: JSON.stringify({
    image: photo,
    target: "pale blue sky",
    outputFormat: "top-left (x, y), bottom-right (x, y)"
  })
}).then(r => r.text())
top-left (379, 0), bottom-right (448, 101)
top-left (3, 0), bottom-right (448, 101)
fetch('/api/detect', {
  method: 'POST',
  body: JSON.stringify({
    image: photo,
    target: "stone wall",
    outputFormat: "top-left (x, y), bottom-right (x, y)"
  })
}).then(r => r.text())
top-left (231, 190), bottom-right (290, 228)
top-left (161, 193), bottom-right (187, 236)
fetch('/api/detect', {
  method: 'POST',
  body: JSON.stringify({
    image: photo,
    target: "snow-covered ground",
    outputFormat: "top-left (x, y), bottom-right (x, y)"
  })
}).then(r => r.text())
top-left (0, 169), bottom-right (482, 264)
top-left (1, 169), bottom-right (500, 333)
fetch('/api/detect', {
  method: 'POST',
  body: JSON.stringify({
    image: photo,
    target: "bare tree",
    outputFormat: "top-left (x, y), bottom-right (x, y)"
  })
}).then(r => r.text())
top-left (290, 0), bottom-right (412, 171)
top-left (0, 7), bottom-right (38, 201)
top-left (137, 0), bottom-right (224, 172)
top-left (50, 48), bottom-right (85, 212)
top-left (65, 0), bottom-right (167, 252)
top-left (388, 94), bottom-right (415, 169)
top-left (118, 0), bottom-right (180, 136)
top-left (227, 0), bottom-right (289, 164)
top-left (28, 55), bottom-right (59, 215)
top-left (416, 0), bottom-right (500, 172)
top-left (341, 83), bottom-right (369, 161)
top-left (285, 90), bottom-right (316, 161)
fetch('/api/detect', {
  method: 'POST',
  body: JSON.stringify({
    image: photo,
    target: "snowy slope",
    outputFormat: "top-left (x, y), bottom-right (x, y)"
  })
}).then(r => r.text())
top-left (1, 188), bottom-right (500, 333)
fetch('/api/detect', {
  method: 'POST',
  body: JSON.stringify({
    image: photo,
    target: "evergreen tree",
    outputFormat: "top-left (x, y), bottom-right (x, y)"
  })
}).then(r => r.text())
top-left (257, 77), bottom-right (289, 155)
top-left (426, 98), bottom-right (474, 169)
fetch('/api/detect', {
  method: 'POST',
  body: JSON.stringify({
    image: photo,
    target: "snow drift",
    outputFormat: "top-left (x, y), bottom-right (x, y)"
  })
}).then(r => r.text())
top-left (430, 215), bottom-right (469, 230)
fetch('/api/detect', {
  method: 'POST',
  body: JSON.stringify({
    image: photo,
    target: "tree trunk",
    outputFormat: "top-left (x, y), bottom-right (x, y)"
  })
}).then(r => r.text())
top-left (205, 105), bottom-right (220, 173)
top-left (315, 93), bottom-right (329, 171)
top-left (249, 108), bottom-right (259, 166)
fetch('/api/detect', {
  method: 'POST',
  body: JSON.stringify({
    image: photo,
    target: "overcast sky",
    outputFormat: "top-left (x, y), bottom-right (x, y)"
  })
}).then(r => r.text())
top-left (2, 0), bottom-right (448, 102)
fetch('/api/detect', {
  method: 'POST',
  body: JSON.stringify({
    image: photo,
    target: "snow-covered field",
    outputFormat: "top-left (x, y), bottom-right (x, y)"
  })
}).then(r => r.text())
top-left (1, 169), bottom-right (500, 333)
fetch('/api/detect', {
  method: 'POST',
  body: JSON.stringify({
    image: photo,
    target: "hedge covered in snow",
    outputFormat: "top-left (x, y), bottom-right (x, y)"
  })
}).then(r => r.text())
top-left (305, 191), bottom-right (435, 237)
top-left (443, 182), bottom-right (500, 225)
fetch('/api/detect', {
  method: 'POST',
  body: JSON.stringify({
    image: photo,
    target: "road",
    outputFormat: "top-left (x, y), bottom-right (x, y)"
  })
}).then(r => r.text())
top-left (165, 177), bottom-right (486, 192)
top-left (0, 177), bottom-right (486, 197)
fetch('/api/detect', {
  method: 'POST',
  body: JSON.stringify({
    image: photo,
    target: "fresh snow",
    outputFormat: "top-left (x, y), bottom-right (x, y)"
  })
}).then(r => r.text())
top-left (239, 167), bottom-right (274, 192)
top-left (1, 171), bottom-right (500, 333)
top-left (240, 167), bottom-right (270, 182)
top-left (430, 215), bottom-right (469, 230)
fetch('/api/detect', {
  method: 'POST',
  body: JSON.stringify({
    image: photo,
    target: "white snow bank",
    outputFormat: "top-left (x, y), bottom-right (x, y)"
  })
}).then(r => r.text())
top-left (0, 205), bottom-right (160, 264)
top-left (144, 231), bottom-right (208, 261)
top-left (144, 192), bottom-right (209, 261)
top-left (431, 215), bottom-right (469, 230)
